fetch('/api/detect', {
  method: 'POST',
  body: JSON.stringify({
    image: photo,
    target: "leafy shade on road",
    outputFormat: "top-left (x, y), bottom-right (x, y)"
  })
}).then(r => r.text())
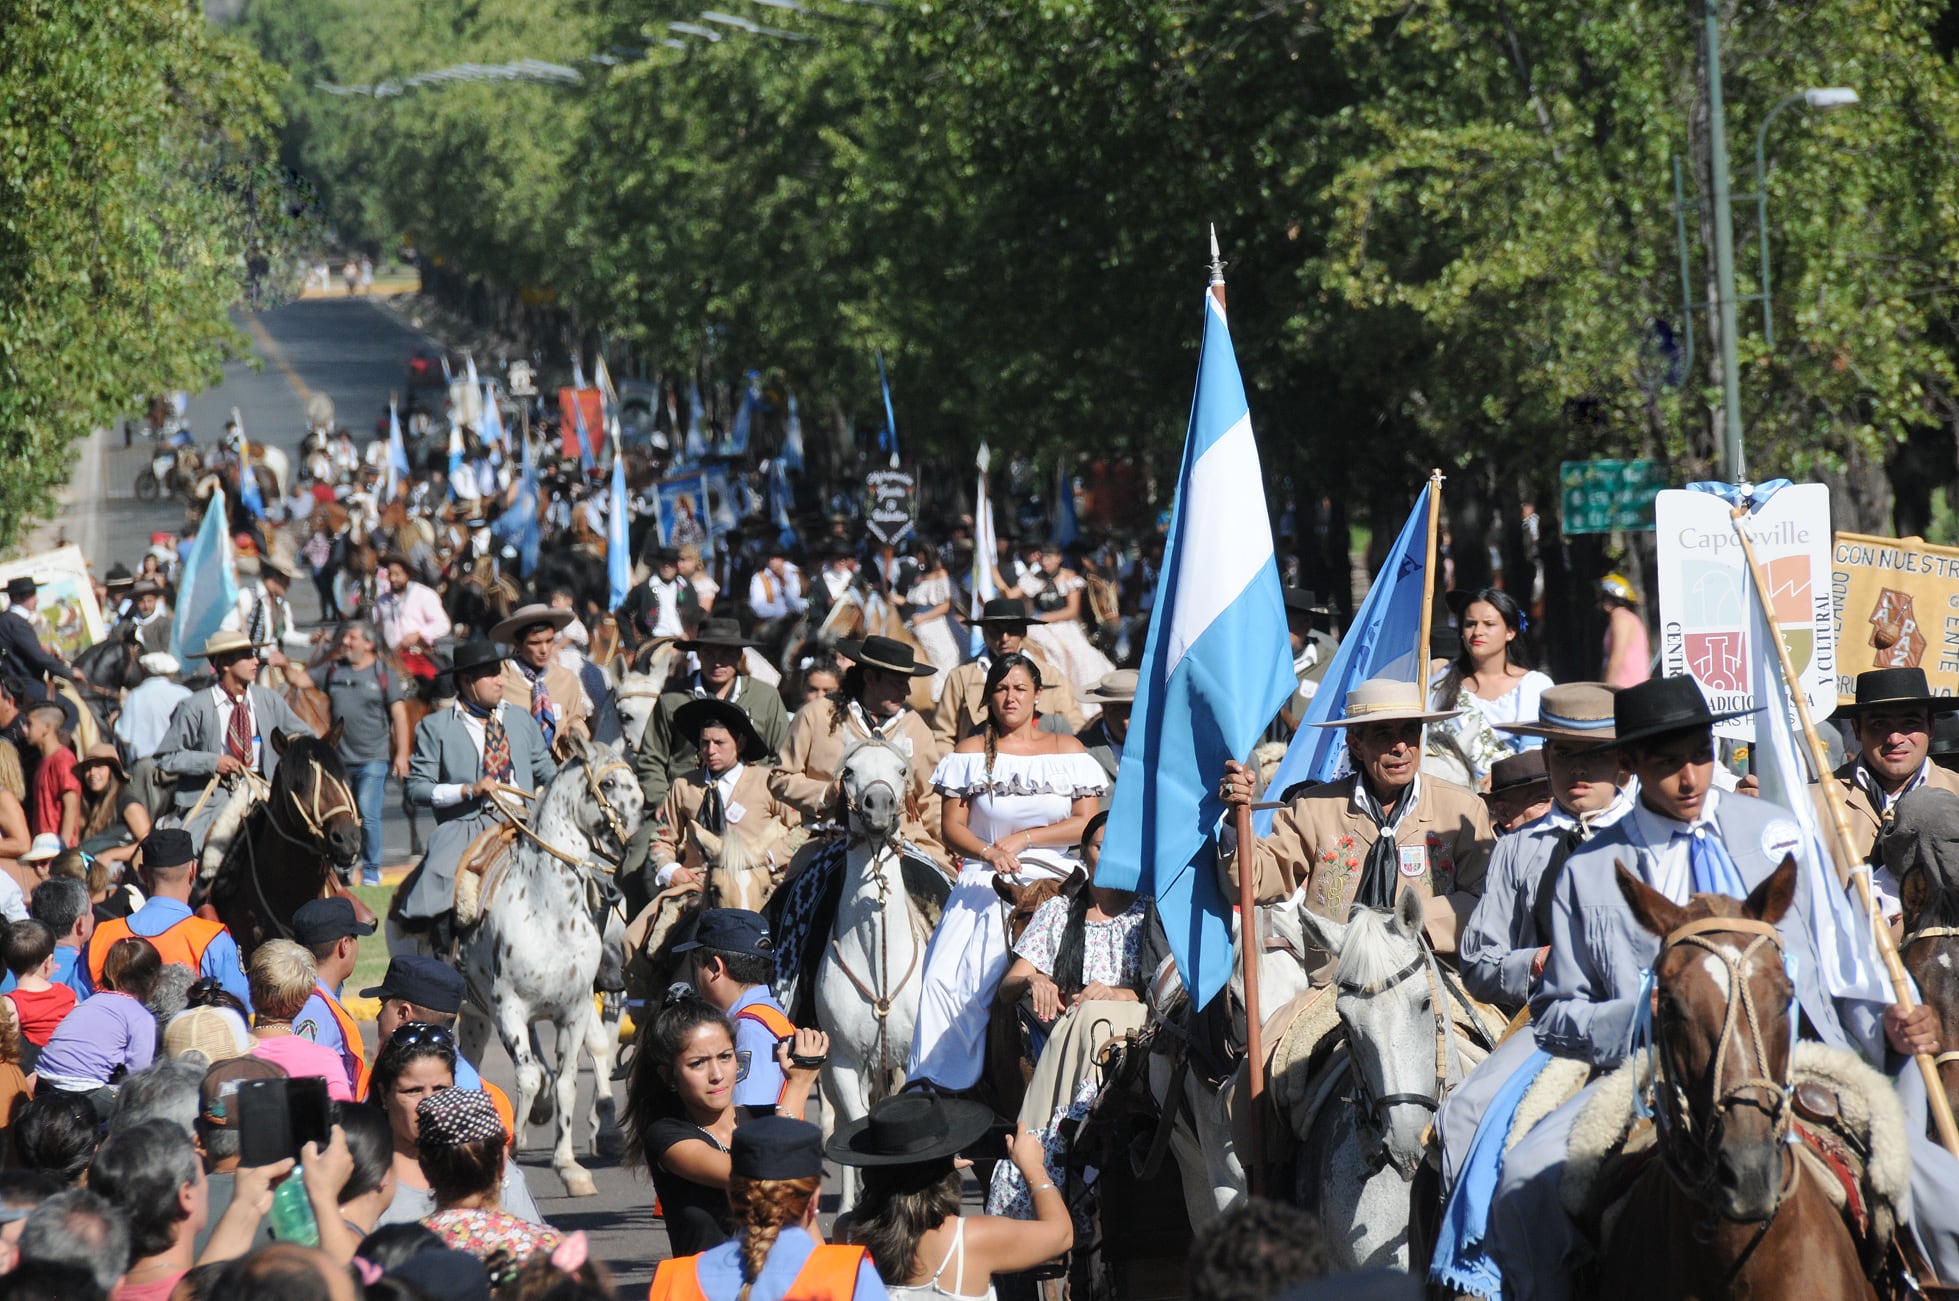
top-left (0, 1), bottom-right (286, 551)
top-left (252, 2), bottom-right (1959, 532)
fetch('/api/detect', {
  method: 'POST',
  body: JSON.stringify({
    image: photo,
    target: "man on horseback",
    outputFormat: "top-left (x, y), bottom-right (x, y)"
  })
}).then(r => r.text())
top-left (930, 598), bottom-right (1086, 759)
top-left (1484, 676), bottom-right (1946, 1297)
top-left (0, 576), bottom-right (81, 688)
top-left (113, 581), bottom-right (174, 657)
top-left (223, 560), bottom-right (307, 663)
top-left (374, 553), bottom-right (449, 681)
top-left (85, 827), bottom-right (250, 1006)
top-left (395, 639), bottom-right (556, 955)
top-left (634, 619), bottom-right (789, 812)
top-left (646, 698), bottom-right (800, 895)
top-left (153, 630), bottom-right (316, 854)
top-left (1216, 677), bottom-right (1494, 971)
top-left (1824, 667), bottom-right (1959, 918)
top-left (616, 546), bottom-right (698, 651)
top-left (770, 636), bottom-right (946, 864)
top-left (491, 605), bottom-right (591, 755)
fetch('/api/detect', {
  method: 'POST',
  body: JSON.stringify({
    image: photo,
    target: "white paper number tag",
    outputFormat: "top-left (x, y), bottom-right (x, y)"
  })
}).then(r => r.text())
top-left (1398, 846), bottom-right (1427, 879)
top-left (724, 801), bottom-right (748, 825)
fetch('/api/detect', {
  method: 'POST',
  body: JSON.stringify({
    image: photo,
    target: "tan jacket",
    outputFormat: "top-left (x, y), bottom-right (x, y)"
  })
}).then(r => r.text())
top-left (499, 661), bottom-right (592, 742)
top-left (1814, 758), bottom-right (1959, 864)
top-left (1221, 773), bottom-right (1494, 974)
top-left (929, 649), bottom-right (1087, 760)
top-left (649, 763), bottom-right (801, 874)
top-left (769, 702), bottom-right (947, 863)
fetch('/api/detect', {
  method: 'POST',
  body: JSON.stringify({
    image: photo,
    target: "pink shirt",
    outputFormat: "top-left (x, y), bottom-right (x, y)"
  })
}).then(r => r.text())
top-left (1604, 608), bottom-right (1651, 688)
top-left (250, 1035), bottom-right (354, 1101)
top-left (378, 581), bottom-right (449, 651)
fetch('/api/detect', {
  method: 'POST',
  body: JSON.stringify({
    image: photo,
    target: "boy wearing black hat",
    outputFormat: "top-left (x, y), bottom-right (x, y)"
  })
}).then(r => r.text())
top-left (1484, 675), bottom-right (1937, 1297)
top-left (930, 598), bottom-right (1085, 758)
top-left (676, 910), bottom-right (801, 1115)
top-left (291, 897), bottom-right (377, 1096)
top-left (646, 702), bottom-right (800, 894)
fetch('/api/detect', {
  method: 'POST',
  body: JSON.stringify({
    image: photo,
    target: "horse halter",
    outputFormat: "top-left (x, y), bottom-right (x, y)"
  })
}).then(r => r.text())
top-left (281, 762), bottom-right (358, 844)
top-left (581, 757), bottom-right (634, 858)
top-left (1334, 944), bottom-right (1453, 1150)
top-left (1639, 915), bottom-right (1798, 1209)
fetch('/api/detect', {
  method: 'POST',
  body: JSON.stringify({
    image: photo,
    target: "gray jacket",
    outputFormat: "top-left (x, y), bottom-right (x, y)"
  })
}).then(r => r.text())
top-left (1076, 717), bottom-right (1122, 808)
top-left (406, 705), bottom-right (555, 825)
top-left (1531, 789), bottom-right (1883, 1067)
top-left (155, 684), bottom-right (316, 805)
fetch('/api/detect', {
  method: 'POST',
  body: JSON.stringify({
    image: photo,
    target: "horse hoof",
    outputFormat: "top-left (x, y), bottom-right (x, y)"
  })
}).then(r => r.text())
top-left (561, 1169), bottom-right (598, 1198)
top-left (529, 1093), bottom-right (557, 1127)
top-left (596, 1127), bottom-right (627, 1159)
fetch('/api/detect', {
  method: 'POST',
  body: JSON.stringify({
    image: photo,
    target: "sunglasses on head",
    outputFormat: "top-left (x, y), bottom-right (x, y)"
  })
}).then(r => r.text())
top-left (388, 1021), bottom-right (456, 1051)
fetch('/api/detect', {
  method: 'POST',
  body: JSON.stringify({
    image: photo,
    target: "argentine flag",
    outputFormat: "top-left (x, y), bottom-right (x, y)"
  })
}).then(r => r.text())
top-left (607, 448), bottom-right (631, 611)
top-left (1096, 283), bottom-right (1296, 1008)
top-left (970, 445), bottom-right (999, 657)
top-left (385, 402), bottom-right (410, 500)
top-left (171, 492), bottom-right (239, 664)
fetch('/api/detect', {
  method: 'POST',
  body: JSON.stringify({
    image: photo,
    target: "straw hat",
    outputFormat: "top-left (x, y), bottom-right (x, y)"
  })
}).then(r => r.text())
top-left (1307, 677), bottom-right (1459, 729)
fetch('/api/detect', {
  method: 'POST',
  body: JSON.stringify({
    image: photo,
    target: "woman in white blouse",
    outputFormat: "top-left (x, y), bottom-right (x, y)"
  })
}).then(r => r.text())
top-left (1428, 587), bottom-right (1554, 788)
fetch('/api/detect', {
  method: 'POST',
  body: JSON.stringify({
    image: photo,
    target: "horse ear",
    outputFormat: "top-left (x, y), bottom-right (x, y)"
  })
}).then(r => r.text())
top-left (270, 729), bottom-right (292, 756)
top-left (1293, 893), bottom-right (1349, 959)
top-left (1744, 854), bottom-right (1798, 928)
top-left (324, 719), bottom-right (344, 748)
top-left (1616, 861), bottom-right (1687, 937)
top-left (1393, 883), bottom-right (1425, 938)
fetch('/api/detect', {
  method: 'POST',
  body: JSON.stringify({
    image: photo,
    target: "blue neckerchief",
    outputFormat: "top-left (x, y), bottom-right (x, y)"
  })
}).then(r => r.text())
top-left (1430, 1047), bottom-right (1553, 1297)
top-left (457, 696), bottom-right (496, 721)
top-left (1683, 826), bottom-right (1748, 898)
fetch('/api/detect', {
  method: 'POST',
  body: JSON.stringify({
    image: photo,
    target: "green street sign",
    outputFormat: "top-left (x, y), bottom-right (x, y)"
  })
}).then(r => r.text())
top-left (1559, 459), bottom-right (1666, 535)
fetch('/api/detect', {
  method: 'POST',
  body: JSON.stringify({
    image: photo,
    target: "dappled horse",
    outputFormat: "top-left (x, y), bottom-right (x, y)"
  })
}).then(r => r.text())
top-left (1599, 860), bottom-right (1877, 1300)
top-left (206, 725), bottom-right (368, 962)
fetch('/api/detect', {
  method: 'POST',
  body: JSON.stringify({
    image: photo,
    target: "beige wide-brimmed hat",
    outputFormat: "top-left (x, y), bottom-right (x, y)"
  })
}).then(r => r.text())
top-left (1081, 670), bottom-right (1138, 705)
top-left (1307, 677), bottom-right (1459, 729)
top-left (1495, 682), bottom-right (1620, 742)
top-left (196, 630), bottom-right (266, 660)
top-left (489, 603), bottom-right (574, 646)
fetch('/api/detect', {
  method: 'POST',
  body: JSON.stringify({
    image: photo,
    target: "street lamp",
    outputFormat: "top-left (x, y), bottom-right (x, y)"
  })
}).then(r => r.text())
top-left (1751, 87), bottom-right (1859, 348)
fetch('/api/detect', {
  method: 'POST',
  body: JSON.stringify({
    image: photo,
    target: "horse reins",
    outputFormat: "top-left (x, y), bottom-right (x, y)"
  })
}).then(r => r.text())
top-left (1333, 945), bottom-right (1458, 1145)
top-left (484, 756), bottom-right (635, 876)
top-left (1641, 915), bottom-right (1799, 1209)
top-left (828, 739), bottom-right (925, 1087)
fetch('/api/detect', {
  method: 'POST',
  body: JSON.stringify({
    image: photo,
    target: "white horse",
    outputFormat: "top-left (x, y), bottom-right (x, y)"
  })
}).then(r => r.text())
top-left (1147, 893), bottom-right (1316, 1230)
top-left (612, 665), bottom-right (668, 752)
top-left (416, 738), bottom-right (643, 1197)
top-left (815, 736), bottom-right (933, 1207)
top-left (1294, 889), bottom-right (1495, 1271)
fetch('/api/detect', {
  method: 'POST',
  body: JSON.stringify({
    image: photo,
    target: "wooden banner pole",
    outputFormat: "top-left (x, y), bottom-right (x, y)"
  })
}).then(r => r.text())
top-left (1236, 798), bottom-right (1265, 1196)
top-left (1415, 468), bottom-right (1444, 687)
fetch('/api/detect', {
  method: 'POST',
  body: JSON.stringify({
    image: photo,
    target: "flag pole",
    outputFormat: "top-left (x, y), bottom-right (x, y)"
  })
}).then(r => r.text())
top-left (1210, 224), bottom-right (1265, 1194)
top-left (1414, 468), bottom-right (1444, 686)
top-left (1729, 505), bottom-right (1959, 1159)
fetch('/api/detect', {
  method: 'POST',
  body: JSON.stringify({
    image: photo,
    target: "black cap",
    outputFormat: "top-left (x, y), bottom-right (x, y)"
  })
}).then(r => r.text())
top-left (391, 1250), bottom-right (491, 1301)
top-left (730, 1116), bottom-right (825, 1181)
top-left (291, 897), bottom-right (375, 945)
top-left (139, 828), bottom-right (195, 872)
top-left (673, 909), bottom-right (774, 958)
top-left (359, 954), bottom-right (465, 1012)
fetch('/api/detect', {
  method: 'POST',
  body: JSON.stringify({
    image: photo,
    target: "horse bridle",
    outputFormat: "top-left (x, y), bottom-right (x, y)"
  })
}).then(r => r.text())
top-left (581, 757), bottom-right (634, 862)
top-left (1640, 915), bottom-right (1798, 1210)
top-left (1334, 945), bottom-right (1455, 1150)
top-left (827, 740), bottom-right (923, 1084)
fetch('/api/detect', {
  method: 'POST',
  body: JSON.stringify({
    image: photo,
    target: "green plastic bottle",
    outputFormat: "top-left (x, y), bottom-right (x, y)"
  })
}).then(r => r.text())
top-left (267, 1169), bottom-right (320, 1247)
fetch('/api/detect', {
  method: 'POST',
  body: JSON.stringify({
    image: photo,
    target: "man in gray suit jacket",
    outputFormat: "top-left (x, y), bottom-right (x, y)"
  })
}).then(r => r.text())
top-left (1485, 676), bottom-right (1937, 1299)
top-left (396, 640), bottom-right (555, 948)
top-left (154, 629), bottom-right (317, 851)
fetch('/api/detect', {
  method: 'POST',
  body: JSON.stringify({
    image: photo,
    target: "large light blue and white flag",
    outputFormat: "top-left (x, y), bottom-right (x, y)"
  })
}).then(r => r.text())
top-left (385, 402), bottom-right (410, 500)
top-left (171, 492), bottom-right (238, 664)
top-left (607, 448), bottom-right (631, 611)
top-left (728, 370), bottom-right (760, 457)
top-left (971, 444), bottom-right (999, 657)
top-left (1096, 281), bottom-right (1296, 1009)
top-left (1255, 481), bottom-right (1434, 833)
top-left (1737, 491), bottom-right (1888, 1002)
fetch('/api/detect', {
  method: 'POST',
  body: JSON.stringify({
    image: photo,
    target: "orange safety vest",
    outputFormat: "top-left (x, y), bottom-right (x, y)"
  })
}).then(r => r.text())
top-left (735, 1002), bottom-right (797, 1106)
top-left (317, 989), bottom-right (371, 1098)
top-left (648, 1244), bottom-right (868, 1301)
top-left (87, 914), bottom-right (227, 985)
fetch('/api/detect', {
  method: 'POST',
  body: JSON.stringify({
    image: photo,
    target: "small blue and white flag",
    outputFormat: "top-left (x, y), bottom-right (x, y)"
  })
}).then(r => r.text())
top-left (171, 492), bottom-right (239, 664)
top-left (479, 383), bottom-right (505, 450)
top-left (607, 447), bottom-right (631, 611)
top-left (971, 445), bottom-right (999, 657)
top-left (875, 350), bottom-right (900, 466)
top-left (782, 393), bottom-right (806, 474)
top-left (728, 370), bottom-right (760, 457)
top-left (385, 402), bottom-right (410, 500)
top-left (684, 382), bottom-right (709, 464)
top-left (1256, 481), bottom-right (1434, 833)
top-left (572, 397), bottom-right (595, 475)
top-left (1096, 276), bottom-right (1297, 1009)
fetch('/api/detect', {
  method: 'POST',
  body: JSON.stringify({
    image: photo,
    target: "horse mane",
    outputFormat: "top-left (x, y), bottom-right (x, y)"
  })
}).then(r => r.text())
top-left (1334, 906), bottom-right (1422, 992)
top-left (271, 729), bottom-right (350, 800)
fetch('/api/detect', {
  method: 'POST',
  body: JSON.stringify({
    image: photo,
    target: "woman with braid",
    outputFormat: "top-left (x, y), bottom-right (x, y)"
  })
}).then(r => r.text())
top-left (906, 654), bottom-right (1106, 1092)
top-left (647, 1115), bottom-right (885, 1300)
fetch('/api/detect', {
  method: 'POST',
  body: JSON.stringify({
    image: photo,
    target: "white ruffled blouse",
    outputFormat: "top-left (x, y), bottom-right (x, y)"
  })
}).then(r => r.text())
top-left (931, 751), bottom-right (1109, 875)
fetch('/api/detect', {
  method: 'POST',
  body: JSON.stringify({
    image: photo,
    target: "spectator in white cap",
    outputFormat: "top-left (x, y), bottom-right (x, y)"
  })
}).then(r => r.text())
top-left (116, 653), bottom-right (189, 822)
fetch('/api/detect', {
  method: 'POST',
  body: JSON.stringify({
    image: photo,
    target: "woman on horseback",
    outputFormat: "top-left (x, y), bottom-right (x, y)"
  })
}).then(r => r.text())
top-left (902, 538), bottom-right (960, 703)
top-left (74, 744), bottom-right (149, 864)
top-left (623, 993), bottom-right (828, 1258)
top-left (907, 655), bottom-right (1106, 1092)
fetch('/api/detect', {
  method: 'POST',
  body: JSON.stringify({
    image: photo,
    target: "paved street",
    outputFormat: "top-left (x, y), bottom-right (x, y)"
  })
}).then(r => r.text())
top-left (88, 298), bottom-right (670, 1295)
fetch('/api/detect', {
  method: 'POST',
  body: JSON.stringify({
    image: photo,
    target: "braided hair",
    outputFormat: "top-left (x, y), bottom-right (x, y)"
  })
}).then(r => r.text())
top-left (729, 1173), bottom-right (823, 1301)
top-left (981, 652), bottom-right (1044, 779)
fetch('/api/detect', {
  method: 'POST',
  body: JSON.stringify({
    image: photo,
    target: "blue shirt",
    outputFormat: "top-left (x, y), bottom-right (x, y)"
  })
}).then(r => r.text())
top-left (692, 1227), bottom-right (885, 1301)
top-left (127, 897), bottom-right (251, 1010)
top-left (294, 983), bottom-right (363, 1086)
top-left (51, 945), bottom-right (90, 1001)
top-left (730, 985), bottom-right (790, 1110)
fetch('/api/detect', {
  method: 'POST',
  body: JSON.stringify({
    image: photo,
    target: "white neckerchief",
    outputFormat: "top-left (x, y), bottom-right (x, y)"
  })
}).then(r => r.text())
top-left (847, 698), bottom-right (909, 741)
top-left (1624, 787), bottom-right (1723, 905)
top-left (1543, 786), bottom-right (1634, 838)
top-left (1293, 641), bottom-right (1319, 677)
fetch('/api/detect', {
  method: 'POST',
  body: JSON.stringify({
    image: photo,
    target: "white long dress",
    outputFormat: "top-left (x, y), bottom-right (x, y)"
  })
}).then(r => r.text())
top-left (906, 750), bottom-right (1110, 1090)
top-left (906, 573), bottom-right (963, 702)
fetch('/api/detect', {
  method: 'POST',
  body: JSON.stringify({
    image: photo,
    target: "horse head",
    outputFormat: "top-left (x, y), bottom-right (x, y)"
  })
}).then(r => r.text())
top-left (556, 736), bottom-right (645, 867)
top-left (1296, 887), bottom-right (1440, 1180)
top-left (691, 817), bottom-right (792, 912)
top-left (268, 724), bottom-right (363, 878)
top-left (1618, 856), bottom-right (1799, 1225)
top-left (1882, 786), bottom-right (1959, 931)
top-left (836, 735), bottom-right (910, 844)
top-left (613, 668), bottom-right (667, 753)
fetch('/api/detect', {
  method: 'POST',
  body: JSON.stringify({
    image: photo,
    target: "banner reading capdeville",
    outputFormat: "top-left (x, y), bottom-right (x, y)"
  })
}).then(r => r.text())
top-left (1655, 485), bottom-right (1836, 738)
top-left (1830, 532), bottom-right (1959, 699)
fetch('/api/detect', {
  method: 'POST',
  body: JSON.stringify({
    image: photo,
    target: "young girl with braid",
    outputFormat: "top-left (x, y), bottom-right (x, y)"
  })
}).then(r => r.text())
top-left (647, 1116), bottom-right (885, 1301)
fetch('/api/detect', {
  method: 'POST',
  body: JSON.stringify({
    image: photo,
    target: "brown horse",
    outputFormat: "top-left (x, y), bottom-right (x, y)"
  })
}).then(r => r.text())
top-left (1880, 785), bottom-right (1959, 1128)
top-left (206, 725), bottom-right (371, 962)
top-left (1602, 859), bottom-right (1875, 1301)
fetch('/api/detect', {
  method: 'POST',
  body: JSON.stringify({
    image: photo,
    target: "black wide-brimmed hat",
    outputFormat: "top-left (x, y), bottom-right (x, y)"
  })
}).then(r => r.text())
top-left (827, 1093), bottom-right (997, 1167)
top-left (838, 635), bottom-right (935, 678)
top-left (960, 597), bottom-right (1033, 627)
top-left (1837, 667), bottom-right (1959, 717)
top-left (678, 617), bottom-right (755, 652)
top-left (1283, 588), bottom-right (1330, 617)
top-left (1485, 749), bottom-right (1550, 797)
top-left (446, 639), bottom-right (505, 679)
top-left (672, 697), bottom-right (765, 759)
top-left (1581, 675), bottom-right (1756, 754)
top-left (103, 563), bottom-right (135, 589)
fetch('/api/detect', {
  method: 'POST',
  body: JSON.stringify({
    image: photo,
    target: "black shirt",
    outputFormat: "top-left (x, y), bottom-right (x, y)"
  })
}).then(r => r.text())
top-left (645, 1116), bottom-right (737, 1257)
